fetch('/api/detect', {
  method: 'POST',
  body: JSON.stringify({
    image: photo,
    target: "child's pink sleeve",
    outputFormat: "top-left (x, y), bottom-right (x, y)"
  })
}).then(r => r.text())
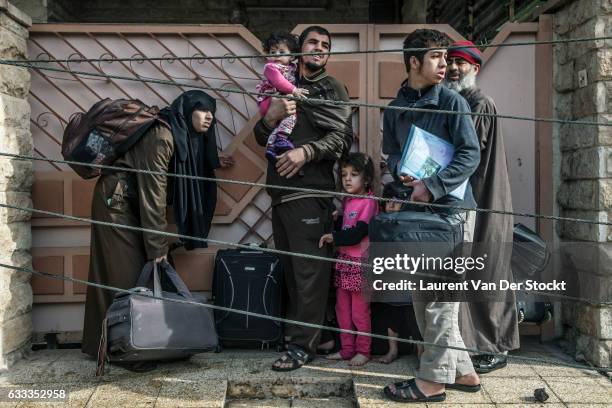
top-left (263, 63), bottom-right (296, 95)
top-left (356, 199), bottom-right (379, 223)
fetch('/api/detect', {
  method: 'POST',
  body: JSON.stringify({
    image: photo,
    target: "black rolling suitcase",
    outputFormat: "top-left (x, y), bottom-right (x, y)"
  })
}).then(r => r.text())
top-left (212, 247), bottom-right (283, 349)
top-left (511, 223), bottom-right (553, 324)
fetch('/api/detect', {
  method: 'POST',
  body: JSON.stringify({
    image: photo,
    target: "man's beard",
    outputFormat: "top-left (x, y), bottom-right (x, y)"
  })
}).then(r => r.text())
top-left (305, 60), bottom-right (326, 72)
top-left (444, 70), bottom-right (477, 92)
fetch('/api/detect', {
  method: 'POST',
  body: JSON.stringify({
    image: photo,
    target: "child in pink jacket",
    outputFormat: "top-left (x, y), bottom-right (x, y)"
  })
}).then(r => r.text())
top-left (319, 153), bottom-right (378, 366)
top-left (256, 32), bottom-right (309, 162)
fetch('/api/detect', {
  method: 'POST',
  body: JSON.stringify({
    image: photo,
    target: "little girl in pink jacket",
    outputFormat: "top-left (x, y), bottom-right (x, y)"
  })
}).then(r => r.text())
top-left (256, 32), bottom-right (309, 161)
top-left (320, 153), bottom-right (378, 366)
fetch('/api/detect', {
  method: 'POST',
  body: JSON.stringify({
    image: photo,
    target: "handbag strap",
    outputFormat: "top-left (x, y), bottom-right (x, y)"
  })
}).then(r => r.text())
top-left (134, 260), bottom-right (192, 299)
top-left (135, 261), bottom-right (154, 288)
top-left (167, 241), bottom-right (184, 268)
top-left (152, 262), bottom-right (162, 298)
top-left (96, 318), bottom-right (109, 376)
top-left (158, 260), bottom-right (193, 299)
top-left (134, 261), bottom-right (163, 298)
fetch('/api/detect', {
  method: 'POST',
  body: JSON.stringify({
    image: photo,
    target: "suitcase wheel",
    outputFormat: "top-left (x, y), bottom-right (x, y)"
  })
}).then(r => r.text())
top-left (214, 344), bottom-right (223, 353)
top-left (542, 309), bottom-right (553, 324)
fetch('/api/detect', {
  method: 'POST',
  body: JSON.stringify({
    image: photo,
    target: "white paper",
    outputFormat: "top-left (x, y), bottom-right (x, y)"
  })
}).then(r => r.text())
top-left (398, 125), bottom-right (467, 200)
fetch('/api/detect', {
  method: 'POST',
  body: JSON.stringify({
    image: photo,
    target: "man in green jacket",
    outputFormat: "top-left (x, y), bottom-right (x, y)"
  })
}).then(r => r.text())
top-left (252, 25), bottom-right (353, 371)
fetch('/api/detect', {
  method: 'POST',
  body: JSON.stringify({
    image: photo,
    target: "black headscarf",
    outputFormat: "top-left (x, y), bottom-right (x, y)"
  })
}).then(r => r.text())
top-left (160, 90), bottom-right (221, 250)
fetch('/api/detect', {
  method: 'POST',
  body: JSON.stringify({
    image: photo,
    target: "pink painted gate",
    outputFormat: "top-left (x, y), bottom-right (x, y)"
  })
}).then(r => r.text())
top-left (27, 22), bottom-right (552, 339)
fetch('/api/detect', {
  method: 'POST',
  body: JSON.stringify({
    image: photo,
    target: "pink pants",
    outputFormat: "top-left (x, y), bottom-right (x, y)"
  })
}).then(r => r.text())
top-left (336, 288), bottom-right (371, 359)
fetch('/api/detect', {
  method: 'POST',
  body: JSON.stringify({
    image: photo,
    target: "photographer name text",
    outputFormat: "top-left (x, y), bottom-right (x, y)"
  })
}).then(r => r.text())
top-left (372, 279), bottom-right (567, 291)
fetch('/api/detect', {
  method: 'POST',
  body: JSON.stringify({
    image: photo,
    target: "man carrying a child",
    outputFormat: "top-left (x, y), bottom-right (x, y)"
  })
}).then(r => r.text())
top-left (252, 25), bottom-right (353, 372)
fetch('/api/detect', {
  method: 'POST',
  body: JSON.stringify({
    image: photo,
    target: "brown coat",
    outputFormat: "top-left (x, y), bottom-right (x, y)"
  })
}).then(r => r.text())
top-left (81, 123), bottom-right (174, 357)
top-left (458, 87), bottom-right (520, 353)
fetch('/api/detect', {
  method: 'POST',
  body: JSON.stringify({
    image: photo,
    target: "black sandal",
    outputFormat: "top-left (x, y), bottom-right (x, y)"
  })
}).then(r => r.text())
top-left (444, 382), bottom-right (481, 392)
top-left (383, 378), bottom-right (446, 403)
top-left (271, 349), bottom-right (313, 372)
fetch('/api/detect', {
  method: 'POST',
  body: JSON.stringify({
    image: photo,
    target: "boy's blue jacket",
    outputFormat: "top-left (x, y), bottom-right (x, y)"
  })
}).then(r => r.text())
top-left (383, 82), bottom-right (480, 212)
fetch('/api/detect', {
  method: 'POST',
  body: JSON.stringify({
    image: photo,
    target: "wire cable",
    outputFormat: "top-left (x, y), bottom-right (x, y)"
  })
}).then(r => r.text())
top-left (3, 151), bottom-right (612, 227)
top-left (1, 261), bottom-right (608, 373)
top-left (4, 35), bottom-right (612, 63)
top-left (2, 60), bottom-right (610, 127)
top-left (1, 201), bottom-right (609, 306)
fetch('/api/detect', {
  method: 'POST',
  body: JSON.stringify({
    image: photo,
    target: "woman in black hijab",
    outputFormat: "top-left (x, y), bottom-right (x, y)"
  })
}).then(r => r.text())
top-left (162, 90), bottom-right (232, 249)
top-left (82, 90), bottom-right (233, 370)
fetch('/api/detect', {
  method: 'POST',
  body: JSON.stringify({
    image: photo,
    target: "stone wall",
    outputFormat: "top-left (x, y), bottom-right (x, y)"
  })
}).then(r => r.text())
top-left (9, 0), bottom-right (77, 23)
top-left (7, 0), bottom-right (44, 22)
top-left (554, 0), bottom-right (612, 367)
top-left (0, 0), bottom-right (32, 369)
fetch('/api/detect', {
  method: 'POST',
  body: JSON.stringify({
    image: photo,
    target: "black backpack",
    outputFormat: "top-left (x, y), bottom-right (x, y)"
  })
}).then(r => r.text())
top-left (62, 98), bottom-right (165, 179)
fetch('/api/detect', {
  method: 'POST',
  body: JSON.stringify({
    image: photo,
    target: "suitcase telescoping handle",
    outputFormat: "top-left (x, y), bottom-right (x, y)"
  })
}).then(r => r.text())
top-left (136, 260), bottom-right (193, 299)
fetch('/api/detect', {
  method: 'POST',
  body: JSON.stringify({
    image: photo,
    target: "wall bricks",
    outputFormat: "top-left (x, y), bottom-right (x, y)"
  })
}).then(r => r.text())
top-left (0, 0), bottom-right (32, 370)
top-left (554, 0), bottom-right (612, 367)
top-left (561, 147), bottom-right (603, 179)
top-left (572, 82), bottom-right (607, 118)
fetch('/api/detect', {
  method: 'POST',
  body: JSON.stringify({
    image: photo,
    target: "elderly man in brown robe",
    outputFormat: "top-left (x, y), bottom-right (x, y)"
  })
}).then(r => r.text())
top-left (444, 41), bottom-right (520, 373)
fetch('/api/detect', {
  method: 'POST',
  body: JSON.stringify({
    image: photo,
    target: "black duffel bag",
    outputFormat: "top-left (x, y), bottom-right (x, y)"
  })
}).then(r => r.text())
top-left (369, 209), bottom-right (464, 246)
top-left (96, 260), bottom-right (218, 375)
top-left (369, 209), bottom-right (465, 303)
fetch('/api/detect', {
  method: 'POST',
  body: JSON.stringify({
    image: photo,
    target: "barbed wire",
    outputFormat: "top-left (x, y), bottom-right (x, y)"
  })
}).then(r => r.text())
top-left (3, 151), bottom-right (611, 227)
top-left (0, 201), bottom-right (609, 307)
top-left (0, 261), bottom-right (609, 373)
top-left (4, 35), bottom-right (612, 64)
top-left (2, 60), bottom-right (610, 127)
